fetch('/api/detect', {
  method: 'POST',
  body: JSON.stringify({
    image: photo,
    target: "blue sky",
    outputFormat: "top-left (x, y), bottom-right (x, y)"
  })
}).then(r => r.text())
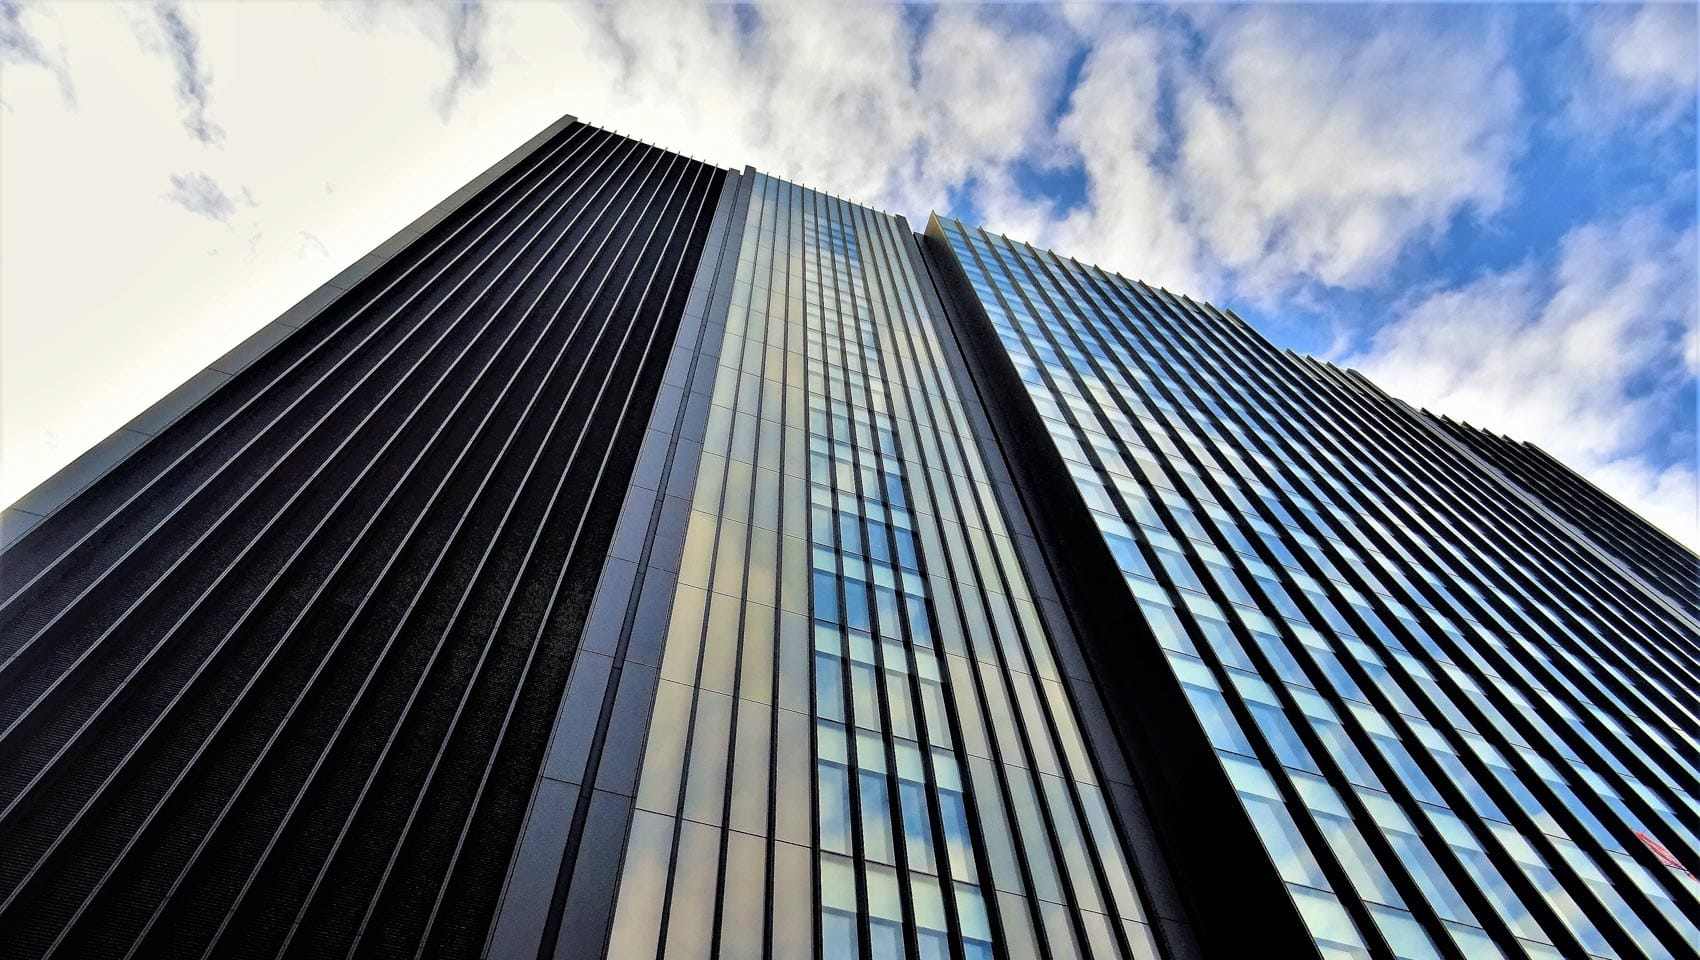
top-left (1, 1), bottom-right (1695, 545)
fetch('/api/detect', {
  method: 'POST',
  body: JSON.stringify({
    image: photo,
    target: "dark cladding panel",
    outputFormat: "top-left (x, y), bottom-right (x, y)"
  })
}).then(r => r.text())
top-left (0, 119), bottom-right (726, 959)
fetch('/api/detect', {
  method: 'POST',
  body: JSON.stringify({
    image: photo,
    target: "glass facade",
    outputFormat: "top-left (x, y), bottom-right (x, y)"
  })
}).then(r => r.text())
top-left (598, 177), bottom-right (1168, 960)
top-left (927, 215), bottom-right (1700, 960)
top-left (10, 111), bottom-right (1698, 960)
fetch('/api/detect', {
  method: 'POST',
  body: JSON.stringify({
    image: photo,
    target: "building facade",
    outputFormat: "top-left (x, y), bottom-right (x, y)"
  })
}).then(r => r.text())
top-left (2, 116), bottom-right (1696, 960)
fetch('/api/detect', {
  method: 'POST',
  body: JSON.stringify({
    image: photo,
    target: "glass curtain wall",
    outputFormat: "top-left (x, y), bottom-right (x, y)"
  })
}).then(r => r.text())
top-left (931, 215), bottom-right (1700, 960)
top-left (599, 178), bottom-right (1165, 960)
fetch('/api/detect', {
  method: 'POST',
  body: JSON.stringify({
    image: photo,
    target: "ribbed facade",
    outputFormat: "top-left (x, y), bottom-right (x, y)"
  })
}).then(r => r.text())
top-left (489, 172), bottom-right (1187, 960)
top-left (4, 114), bottom-right (1697, 960)
top-left (1428, 415), bottom-right (1700, 619)
top-left (0, 119), bottom-right (725, 958)
top-left (921, 215), bottom-right (1700, 960)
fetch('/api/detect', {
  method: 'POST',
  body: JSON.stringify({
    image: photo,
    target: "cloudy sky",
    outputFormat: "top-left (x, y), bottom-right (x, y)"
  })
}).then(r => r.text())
top-left (2, 1), bottom-right (1696, 546)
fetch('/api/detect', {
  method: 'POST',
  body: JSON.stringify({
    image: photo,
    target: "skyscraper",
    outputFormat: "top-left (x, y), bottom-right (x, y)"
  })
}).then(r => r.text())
top-left (2, 116), bottom-right (1696, 960)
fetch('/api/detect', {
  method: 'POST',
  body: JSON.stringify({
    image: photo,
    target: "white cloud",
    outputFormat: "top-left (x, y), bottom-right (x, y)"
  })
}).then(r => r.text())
top-left (1570, 2), bottom-right (1698, 128)
top-left (976, 7), bottom-right (1523, 300)
top-left (165, 170), bottom-right (236, 220)
top-left (1181, 8), bottom-right (1520, 292)
top-left (0, 0), bottom-right (1689, 569)
top-left (1353, 209), bottom-right (1700, 548)
top-left (0, 1), bottom-right (1073, 506)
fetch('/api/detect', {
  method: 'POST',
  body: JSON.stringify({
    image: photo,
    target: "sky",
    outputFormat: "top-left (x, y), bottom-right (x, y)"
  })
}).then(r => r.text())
top-left (1, 1), bottom-right (1696, 548)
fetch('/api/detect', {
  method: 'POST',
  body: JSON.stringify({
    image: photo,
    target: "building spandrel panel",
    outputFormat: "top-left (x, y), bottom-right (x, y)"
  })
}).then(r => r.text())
top-left (923, 214), bottom-right (1700, 960)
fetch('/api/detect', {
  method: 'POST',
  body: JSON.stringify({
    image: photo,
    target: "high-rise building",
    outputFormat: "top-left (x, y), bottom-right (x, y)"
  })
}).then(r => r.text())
top-left (2, 116), bottom-right (1695, 960)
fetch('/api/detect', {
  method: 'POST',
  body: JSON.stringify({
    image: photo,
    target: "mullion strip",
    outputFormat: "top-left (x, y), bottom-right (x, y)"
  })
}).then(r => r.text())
top-left (0, 121), bottom-right (602, 629)
top-left (1161, 289), bottom-right (1693, 956)
top-left (24, 129), bottom-right (657, 957)
top-left (897, 222), bottom-right (1096, 958)
top-left (1058, 255), bottom-right (1588, 958)
top-left (956, 224), bottom-right (1403, 960)
top-left (580, 164), bottom-right (751, 960)
top-left (259, 143), bottom-right (694, 960)
top-left (850, 203), bottom-right (990, 960)
top-left (860, 205), bottom-right (1083, 960)
top-left (0, 126), bottom-right (629, 898)
top-left (1006, 232), bottom-right (1533, 960)
top-left (1079, 262), bottom-right (1649, 957)
top-left (472, 155), bottom-right (731, 958)
top-left (1002, 234), bottom-right (1478, 960)
top-left (647, 168), bottom-right (782, 960)
top-left (831, 197), bottom-right (952, 960)
top-left (703, 170), bottom-right (790, 957)
top-left (900, 222), bottom-right (1157, 960)
top-left (1148, 300), bottom-right (1700, 944)
top-left (381, 156), bottom-right (718, 958)
top-left (1176, 288), bottom-right (1700, 863)
top-left (801, 184), bottom-right (875, 960)
top-left (0, 125), bottom-right (618, 763)
top-left (889, 239), bottom-right (1071, 959)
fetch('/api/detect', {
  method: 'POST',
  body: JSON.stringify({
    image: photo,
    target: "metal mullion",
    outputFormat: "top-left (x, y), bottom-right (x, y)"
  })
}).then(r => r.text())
top-left (905, 221), bottom-right (1181, 959)
top-left (1279, 352), bottom-right (1700, 815)
top-left (939, 231), bottom-right (1193, 959)
top-left (887, 232), bottom-right (1068, 960)
top-left (0, 121), bottom-right (604, 624)
top-left (853, 205), bottom-right (1003, 960)
top-left (1186, 295), bottom-right (1700, 932)
top-left (647, 168), bottom-right (782, 960)
top-left (1362, 388), bottom-right (1700, 720)
top-left (527, 162), bottom-right (746, 960)
top-left (1160, 292), bottom-right (1689, 957)
top-left (992, 236), bottom-right (1475, 958)
top-left (1091, 271), bottom-right (1605, 958)
top-left (1324, 367), bottom-right (1700, 711)
top-left (703, 170), bottom-right (787, 958)
top-left (1474, 436), bottom-right (1697, 613)
top-left (1096, 273), bottom-right (1636, 957)
top-left (760, 174), bottom-right (810, 960)
top-left (0, 129), bottom-right (617, 860)
top-left (1165, 322), bottom-right (1700, 943)
top-left (1026, 242), bottom-right (1564, 960)
top-left (1442, 418), bottom-right (1700, 634)
top-left (371, 158), bottom-right (718, 959)
top-left (804, 186), bottom-right (879, 960)
top-left (17, 129), bottom-right (660, 956)
top-left (258, 144), bottom-right (693, 960)
top-left (1020, 242), bottom-right (1503, 959)
top-left (440, 162), bottom-right (729, 959)
top-left (1261, 329), bottom-right (1700, 723)
top-left (0, 127), bottom-right (626, 762)
top-left (942, 226), bottom-right (1148, 959)
top-left (830, 199), bottom-right (923, 956)
top-left (871, 209), bottom-right (1132, 960)
top-left (828, 190), bottom-right (922, 960)
top-left (109, 134), bottom-right (653, 957)
top-left (964, 227), bottom-right (1406, 960)
top-left (1173, 291), bottom-right (1700, 870)
top-left (793, 177), bottom-right (834, 960)
top-left (1325, 356), bottom-right (1700, 675)
top-left (835, 200), bottom-right (963, 960)
top-left (1298, 353), bottom-right (1700, 801)
top-left (0, 135), bottom-right (626, 778)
